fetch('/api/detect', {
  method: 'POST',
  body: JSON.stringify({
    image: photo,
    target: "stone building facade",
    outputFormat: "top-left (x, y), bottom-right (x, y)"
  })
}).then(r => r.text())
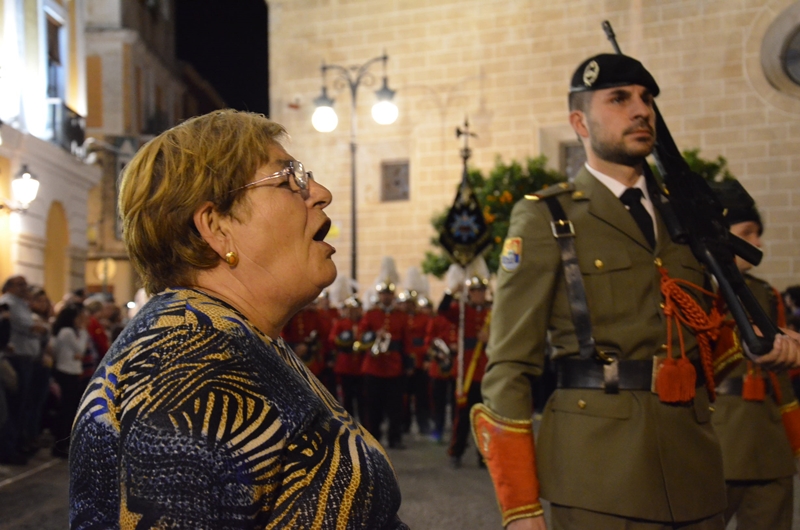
top-left (83, 0), bottom-right (224, 306)
top-left (0, 0), bottom-right (101, 301)
top-left (267, 0), bottom-right (800, 300)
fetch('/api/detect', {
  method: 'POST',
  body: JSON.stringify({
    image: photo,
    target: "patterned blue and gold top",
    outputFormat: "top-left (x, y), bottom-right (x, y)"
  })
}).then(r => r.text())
top-left (70, 288), bottom-right (407, 530)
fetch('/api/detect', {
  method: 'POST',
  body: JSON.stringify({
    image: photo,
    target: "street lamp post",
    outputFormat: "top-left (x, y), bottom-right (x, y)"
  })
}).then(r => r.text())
top-left (312, 53), bottom-right (398, 281)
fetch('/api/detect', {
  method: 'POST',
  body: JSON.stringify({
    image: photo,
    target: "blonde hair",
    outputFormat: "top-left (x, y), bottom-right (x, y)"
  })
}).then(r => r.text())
top-left (119, 110), bottom-right (286, 294)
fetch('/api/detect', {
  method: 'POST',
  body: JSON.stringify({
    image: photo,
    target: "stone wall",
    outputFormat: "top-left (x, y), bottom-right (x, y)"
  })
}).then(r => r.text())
top-left (267, 0), bottom-right (800, 297)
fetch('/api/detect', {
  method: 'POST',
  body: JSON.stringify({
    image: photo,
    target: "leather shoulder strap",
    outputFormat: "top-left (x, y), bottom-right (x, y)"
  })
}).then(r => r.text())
top-left (541, 195), bottom-right (595, 359)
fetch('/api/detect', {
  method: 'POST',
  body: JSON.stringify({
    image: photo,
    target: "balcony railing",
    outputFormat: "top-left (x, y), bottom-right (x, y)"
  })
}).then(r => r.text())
top-left (46, 98), bottom-right (86, 154)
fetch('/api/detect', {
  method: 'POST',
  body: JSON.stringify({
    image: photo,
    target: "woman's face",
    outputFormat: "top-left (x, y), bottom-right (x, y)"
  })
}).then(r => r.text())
top-left (229, 142), bottom-right (337, 308)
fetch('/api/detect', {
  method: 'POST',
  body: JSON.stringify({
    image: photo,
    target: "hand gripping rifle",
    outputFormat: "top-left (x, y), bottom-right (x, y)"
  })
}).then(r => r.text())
top-left (602, 21), bottom-right (781, 359)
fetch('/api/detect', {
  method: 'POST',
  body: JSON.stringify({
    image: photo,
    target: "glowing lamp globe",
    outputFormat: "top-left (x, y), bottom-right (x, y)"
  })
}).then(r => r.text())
top-left (372, 100), bottom-right (398, 125)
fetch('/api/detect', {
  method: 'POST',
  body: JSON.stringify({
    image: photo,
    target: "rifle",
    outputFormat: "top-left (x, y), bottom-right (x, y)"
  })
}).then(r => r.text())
top-left (602, 20), bottom-right (781, 359)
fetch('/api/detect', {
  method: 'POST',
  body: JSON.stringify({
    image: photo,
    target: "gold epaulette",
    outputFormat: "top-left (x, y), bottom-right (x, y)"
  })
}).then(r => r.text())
top-left (524, 181), bottom-right (577, 202)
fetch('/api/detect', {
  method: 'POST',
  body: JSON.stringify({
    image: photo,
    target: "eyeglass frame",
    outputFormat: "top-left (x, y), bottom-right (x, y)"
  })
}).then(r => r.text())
top-left (229, 160), bottom-right (313, 200)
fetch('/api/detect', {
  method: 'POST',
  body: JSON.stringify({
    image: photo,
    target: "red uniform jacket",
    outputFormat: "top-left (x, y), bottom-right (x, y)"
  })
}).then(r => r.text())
top-left (358, 307), bottom-right (407, 378)
top-left (329, 317), bottom-right (363, 376)
top-left (316, 308), bottom-right (338, 370)
top-left (87, 316), bottom-right (110, 360)
top-left (405, 313), bottom-right (431, 370)
top-left (425, 314), bottom-right (456, 380)
top-left (281, 308), bottom-right (324, 376)
top-left (441, 301), bottom-right (491, 382)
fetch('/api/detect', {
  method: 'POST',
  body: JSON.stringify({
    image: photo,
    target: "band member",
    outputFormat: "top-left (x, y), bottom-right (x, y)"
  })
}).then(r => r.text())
top-left (425, 304), bottom-right (456, 443)
top-left (281, 302), bottom-right (324, 377)
top-left (358, 278), bottom-right (411, 449)
top-left (330, 295), bottom-right (363, 419)
top-left (400, 290), bottom-right (432, 435)
top-left (439, 270), bottom-right (491, 468)
top-left (313, 290), bottom-right (338, 395)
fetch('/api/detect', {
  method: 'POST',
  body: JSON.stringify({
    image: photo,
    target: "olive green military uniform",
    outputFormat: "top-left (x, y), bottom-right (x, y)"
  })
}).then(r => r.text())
top-left (482, 167), bottom-right (727, 524)
top-left (713, 274), bottom-right (796, 530)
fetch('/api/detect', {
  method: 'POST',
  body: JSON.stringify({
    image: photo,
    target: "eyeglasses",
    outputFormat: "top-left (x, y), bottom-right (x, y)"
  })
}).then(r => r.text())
top-left (230, 161), bottom-right (313, 199)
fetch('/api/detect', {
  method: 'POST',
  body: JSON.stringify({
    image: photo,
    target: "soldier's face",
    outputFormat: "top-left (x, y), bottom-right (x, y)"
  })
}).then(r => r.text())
top-left (730, 220), bottom-right (762, 273)
top-left (582, 85), bottom-right (656, 166)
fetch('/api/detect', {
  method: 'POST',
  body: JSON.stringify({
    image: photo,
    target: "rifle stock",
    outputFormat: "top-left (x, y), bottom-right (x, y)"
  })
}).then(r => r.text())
top-left (602, 20), bottom-right (780, 358)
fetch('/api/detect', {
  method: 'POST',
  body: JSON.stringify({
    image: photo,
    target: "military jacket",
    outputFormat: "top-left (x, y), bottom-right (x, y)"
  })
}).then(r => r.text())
top-left (712, 274), bottom-right (796, 480)
top-left (425, 315), bottom-right (455, 380)
top-left (482, 168), bottom-right (726, 522)
top-left (280, 308), bottom-right (324, 376)
top-left (329, 317), bottom-right (363, 376)
top-left (404, 313), bottom-right (431, 370)
top-left (358, 308), bottom-right (407, 378)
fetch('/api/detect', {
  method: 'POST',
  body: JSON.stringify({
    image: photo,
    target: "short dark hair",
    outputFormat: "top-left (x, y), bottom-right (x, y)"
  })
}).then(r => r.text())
top-left (568, 90), bottom-right (593, 113)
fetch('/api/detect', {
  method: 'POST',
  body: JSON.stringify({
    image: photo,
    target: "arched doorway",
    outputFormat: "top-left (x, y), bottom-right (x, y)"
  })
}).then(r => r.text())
top-left (44, 201), bottom-right (69, 301)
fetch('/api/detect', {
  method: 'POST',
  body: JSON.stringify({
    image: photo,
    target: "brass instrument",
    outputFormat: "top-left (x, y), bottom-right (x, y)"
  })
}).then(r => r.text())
top-left (371, 330), bottom-right (392, 356)
top-left (297, 330), bottom-right (319, 364)
top-left (429, 337), bottom-right (453, 373)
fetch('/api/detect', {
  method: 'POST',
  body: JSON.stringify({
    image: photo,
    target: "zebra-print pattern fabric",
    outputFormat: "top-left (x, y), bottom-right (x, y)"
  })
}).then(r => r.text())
top-left (69, 288), bottom-right (408, 530)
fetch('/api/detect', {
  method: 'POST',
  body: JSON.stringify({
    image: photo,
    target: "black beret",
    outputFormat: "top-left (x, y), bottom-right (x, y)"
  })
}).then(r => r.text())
top-left (709, 180), bottom-right (763, 233)
top-left (570, 53), bottom-right (660, 97)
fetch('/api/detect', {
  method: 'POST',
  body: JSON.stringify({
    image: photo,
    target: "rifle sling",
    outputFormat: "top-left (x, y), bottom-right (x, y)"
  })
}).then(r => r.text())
top-left (542, 195), bottom-right (596, 360)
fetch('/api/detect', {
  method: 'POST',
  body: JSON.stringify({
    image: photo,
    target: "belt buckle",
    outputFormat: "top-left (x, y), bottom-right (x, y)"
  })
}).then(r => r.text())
top-left (550, 219), bottom-right (575, 239)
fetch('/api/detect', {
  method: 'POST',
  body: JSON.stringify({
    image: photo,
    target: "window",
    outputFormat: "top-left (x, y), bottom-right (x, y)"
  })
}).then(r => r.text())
top-left (760, 2), bottom-right (800, 100)
top-left (784, 28), bottom-right (800, 86)
top-left (381, 160), bottom-right (409, 202)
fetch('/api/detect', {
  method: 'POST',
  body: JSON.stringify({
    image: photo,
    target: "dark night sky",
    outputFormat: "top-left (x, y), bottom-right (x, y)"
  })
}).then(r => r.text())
top-left (175, 0), bottom-right (269, 115)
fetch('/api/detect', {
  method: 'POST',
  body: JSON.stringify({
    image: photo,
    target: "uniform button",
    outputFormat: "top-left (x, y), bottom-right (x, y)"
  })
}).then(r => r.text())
top-left (654, 257), bottom-right (663, 267)
top-left (559, 182), bottom-right (569, 189)
top-left (577, 399), bottom-right (587, 409)
top-left (594, 259), bottom-right (604, 269)
top-left (659, 302), bottom-right (666, 309)
top-left (709, 406), bottom-right (715, 413)
top-left (571, 191), bottom-right (585, 199)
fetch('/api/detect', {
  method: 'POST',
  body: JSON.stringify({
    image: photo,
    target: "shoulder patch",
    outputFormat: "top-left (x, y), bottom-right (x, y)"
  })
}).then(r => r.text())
top-left (500, 237), bottom-right (522, 272)
top-left (525, 181), bottom-right (574, 201)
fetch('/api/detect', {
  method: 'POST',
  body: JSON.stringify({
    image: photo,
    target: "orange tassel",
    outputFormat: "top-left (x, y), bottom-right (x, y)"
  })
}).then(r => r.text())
top-left (742, 363), bottom-right (766, 401)
top-left (676, 357), bottom-right (697, 402)
top-left (656, 357), bottom-right (683, 403)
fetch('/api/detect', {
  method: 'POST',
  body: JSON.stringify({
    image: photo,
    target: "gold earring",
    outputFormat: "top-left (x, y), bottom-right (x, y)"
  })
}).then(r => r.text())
top-left (224, 251), bottom-right (239, 267)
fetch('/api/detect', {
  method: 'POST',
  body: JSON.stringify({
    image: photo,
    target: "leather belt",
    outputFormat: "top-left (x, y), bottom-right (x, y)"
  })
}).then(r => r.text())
top-left (556, 358), bottom-right (706, 392)
top-left (716, 376), bottom-right (772, 396)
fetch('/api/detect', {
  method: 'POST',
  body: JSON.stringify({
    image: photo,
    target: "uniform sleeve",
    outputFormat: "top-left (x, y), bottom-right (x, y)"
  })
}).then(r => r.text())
top-left (481, 198), bottom-right (563, 420)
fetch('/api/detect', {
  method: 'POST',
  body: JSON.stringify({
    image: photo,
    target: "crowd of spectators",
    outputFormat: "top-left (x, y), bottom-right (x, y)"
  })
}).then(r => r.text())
top-left (0, 276), bottom-right (126, 465)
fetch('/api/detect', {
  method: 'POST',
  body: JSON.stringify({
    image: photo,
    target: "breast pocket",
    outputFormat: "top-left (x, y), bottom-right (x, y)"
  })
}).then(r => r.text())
top-left (577, 248), bottom-right (632, 324)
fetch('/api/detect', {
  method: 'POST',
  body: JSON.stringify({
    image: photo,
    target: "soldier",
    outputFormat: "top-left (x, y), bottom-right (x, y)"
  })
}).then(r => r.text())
top-left (330, 295), bottom-right (363, 419)
top-left (313, 290), bottom-right (338, 395)
top-left (399, 289), bottom-right (432, 435)
top-left (425, 298), bottom-right (456, 444)
top-left (472, 53), bottom-right (800, 530)
top-left (281, 302), bottom-right (324, 377)
top-left (709, 180), bottom-right (800, 530)
top-left (439, 269), bottom-right (491, 468)
top-left (358, 280), bottom-right (410, 449)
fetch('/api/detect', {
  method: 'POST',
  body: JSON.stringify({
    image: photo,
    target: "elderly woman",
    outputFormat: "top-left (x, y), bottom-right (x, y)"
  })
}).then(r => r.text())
top-left (69, 110), bottom-right (408, 529)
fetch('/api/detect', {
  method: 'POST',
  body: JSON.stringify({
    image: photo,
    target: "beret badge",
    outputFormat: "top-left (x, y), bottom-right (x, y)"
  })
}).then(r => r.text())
top-left (583, 60), bottom-right (600, 87)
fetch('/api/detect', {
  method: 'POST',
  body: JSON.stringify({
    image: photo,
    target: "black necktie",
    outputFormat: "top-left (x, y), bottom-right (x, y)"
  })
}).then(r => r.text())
top-left (620, 188), bottom-right (655, 249)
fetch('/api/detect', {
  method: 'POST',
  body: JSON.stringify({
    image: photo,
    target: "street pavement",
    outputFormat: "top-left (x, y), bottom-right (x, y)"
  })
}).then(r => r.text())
top-left (1, 431), bottom-right (800, 529)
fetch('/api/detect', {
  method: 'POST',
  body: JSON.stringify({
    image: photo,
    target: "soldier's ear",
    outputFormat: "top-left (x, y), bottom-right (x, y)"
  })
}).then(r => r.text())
top-left (569, 110), bottom-right (589, 140)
